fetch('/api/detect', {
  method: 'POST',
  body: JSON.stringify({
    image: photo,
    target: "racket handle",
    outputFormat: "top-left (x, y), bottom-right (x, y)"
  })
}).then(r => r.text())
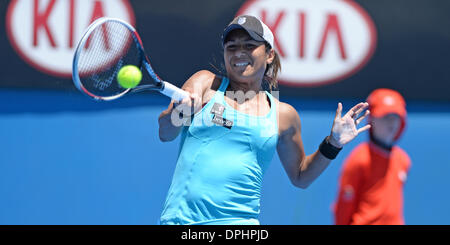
top-left (160, 82), bottom-right (189, 102)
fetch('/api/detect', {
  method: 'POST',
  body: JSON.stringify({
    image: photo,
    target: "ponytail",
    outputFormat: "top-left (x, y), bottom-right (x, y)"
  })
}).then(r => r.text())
top-left (263, 45), bottom-right (281, 92)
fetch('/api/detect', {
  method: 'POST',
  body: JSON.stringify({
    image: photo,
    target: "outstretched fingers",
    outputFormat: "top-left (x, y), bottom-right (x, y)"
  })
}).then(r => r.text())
top-left (355, 110), bottom-right (370, 125)
top-left (335, 102), bottom-right (343, 120)
top-left (346, 102), bottom-right (369, 119)
top-left (357, 124), bottom-right (372, 134)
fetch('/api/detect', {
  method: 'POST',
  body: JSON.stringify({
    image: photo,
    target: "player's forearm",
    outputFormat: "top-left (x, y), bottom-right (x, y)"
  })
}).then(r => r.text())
top-left (296, 151), bottom-right (333, 188)
top-left (158, 105), bottom-right (183, 142)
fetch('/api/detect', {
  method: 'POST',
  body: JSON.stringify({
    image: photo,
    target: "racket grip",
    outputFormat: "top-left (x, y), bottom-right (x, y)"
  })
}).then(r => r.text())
top-left (160, 82), bottom-right (189, 102)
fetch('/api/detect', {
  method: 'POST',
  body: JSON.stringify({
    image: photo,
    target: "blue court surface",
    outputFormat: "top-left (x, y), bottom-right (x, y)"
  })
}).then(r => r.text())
top-left (1, 90), bottom-right (449, 225)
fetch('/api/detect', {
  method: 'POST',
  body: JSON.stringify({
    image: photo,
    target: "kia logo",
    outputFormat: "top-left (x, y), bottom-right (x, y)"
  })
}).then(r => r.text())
top-left (6, 0), bottom-right (136, 78)
top-left (237, 0), bottom-right (377, 87)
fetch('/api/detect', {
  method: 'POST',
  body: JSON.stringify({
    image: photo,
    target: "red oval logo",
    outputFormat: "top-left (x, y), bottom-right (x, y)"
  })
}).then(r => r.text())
top-left (6, 0), bottom-right (135, 78)
top-left (237, 0), bottom-right (377, 87)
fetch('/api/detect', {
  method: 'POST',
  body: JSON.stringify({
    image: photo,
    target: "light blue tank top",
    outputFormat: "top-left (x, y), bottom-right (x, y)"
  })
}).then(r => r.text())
top-left (160, 77), bottom-right (278, 225)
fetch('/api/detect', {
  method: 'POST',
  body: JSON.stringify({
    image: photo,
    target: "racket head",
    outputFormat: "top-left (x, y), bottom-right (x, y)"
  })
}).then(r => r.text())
top-left (72, 17), bottom-right (163, 101)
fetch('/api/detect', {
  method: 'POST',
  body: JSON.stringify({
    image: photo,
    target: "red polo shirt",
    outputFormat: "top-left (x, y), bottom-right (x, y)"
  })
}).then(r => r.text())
top-left (334, 142), bottom-right (411, 225)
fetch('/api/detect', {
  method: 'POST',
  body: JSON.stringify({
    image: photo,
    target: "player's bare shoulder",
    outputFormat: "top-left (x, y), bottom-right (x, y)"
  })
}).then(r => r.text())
top-left (182, 70), bottom-right (220, 103)
top-left (182, 70), bottom-right (215, 92)
top-left (276, 100), bottom-right (302, 137)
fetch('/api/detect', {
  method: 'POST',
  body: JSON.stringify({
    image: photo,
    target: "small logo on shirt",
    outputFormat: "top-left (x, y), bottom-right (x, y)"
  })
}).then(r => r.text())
top-left (343, 185), bottom-right (355, 201)
top-left (398, 171), bottom-right (407, 183)
top-left (211, 103), bottom-right (225, 116)
top-left (212, 115), bottom-right (233, 129)
top-left (210, 103), bottom-right (232, 129)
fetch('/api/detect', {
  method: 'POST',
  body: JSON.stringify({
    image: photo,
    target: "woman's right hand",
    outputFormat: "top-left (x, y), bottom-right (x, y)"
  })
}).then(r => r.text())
top-left (172, 92), bottom-right (203, 118)
top-left (159, 70), bottom-right (215, 142)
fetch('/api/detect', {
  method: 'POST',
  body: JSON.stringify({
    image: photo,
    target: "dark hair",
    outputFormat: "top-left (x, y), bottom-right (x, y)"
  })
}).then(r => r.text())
top-left (263, 44), bottom-right (281, 92)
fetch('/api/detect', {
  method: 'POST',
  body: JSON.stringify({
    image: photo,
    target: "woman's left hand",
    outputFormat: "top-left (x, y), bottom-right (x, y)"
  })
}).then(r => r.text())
top-left (328, 102), bottom-right (371, 148)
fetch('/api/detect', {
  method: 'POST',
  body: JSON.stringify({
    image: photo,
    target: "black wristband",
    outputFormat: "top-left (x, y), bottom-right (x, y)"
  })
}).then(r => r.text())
top-left (319, 136), bottom-right (342, 160)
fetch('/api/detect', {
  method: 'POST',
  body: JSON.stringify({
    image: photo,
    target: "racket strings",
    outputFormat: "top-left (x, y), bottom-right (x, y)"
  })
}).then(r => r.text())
top-left (77, 21), bottom-right (142, 98)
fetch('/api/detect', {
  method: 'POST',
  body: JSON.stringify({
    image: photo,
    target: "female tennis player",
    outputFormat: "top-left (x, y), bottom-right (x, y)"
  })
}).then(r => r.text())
top-left (158, 15), bottom-right (371, 225)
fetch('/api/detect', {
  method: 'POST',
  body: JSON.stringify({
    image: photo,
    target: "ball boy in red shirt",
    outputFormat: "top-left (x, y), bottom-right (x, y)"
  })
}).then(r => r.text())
top-left (334, 89), bottom-right (411, 225)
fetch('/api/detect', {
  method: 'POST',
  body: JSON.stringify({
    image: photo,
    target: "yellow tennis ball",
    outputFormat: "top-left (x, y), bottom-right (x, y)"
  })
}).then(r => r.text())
top-left (117, 65), bottom-right (142, 89)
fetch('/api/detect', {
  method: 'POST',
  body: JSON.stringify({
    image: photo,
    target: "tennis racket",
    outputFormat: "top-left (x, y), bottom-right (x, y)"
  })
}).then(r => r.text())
top-left (72, 17), bottom-right (188, 101)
